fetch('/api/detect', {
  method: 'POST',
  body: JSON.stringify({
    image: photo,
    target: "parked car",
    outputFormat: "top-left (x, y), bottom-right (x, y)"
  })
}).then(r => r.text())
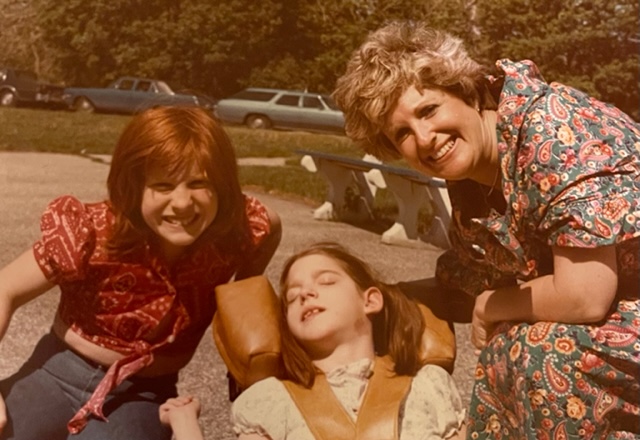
top-left (176, 88), bottom-right (217, 113)
top-left (62, 77), bottom-right (207, 114)
top-left (214, 88), bottom-right (344, 134)
top-left (0, 67), bottom-right (65, 109)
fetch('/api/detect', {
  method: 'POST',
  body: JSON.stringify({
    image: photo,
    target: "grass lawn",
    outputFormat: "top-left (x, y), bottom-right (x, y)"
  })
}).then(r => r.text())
top-left (0, 107), bottom-right (420, 227)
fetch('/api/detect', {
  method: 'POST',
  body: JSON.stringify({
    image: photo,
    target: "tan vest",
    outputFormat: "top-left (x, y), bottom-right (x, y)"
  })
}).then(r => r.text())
top-left (283, 356), bottom-right (412, 440)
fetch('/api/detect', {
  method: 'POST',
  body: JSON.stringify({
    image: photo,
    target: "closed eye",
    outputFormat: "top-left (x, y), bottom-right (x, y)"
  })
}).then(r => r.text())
top-left (285, 288), bottom-right (301, 304)
top-left (317, 274), bottom-right (337, 285)
top-left (188, 179), bottom-right (212, 189)
top-left (419, 104), bottom-right (437, 118)
top-left (149, 182), bottom-right (174, 192)
top-left (394, 127), bottom-right (410, 144)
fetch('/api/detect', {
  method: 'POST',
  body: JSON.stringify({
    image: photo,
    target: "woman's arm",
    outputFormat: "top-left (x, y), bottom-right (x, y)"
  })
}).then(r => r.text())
top-left (472, 245), bottom-right (618, 347)
top-left (235, 206), bottom-right (282, 280)
top-left (0, 249), bottom-right (55, 344)
top-left (0, 249), bottom-right (55, 430)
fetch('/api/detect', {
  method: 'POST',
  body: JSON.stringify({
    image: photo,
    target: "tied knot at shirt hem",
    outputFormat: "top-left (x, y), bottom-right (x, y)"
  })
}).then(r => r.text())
top-left (66, 350), bottom-right (155, 434)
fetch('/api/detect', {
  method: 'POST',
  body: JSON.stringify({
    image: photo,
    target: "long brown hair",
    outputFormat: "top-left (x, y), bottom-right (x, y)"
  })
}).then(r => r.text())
top-left (279, 242), bottom-right (425, 388)
top-left (106, 106), bottom-right (249, 256)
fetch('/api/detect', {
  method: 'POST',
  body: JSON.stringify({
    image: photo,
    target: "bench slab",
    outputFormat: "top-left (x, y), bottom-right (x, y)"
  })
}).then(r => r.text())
top-left (297, 149), bottom-right (451, 249)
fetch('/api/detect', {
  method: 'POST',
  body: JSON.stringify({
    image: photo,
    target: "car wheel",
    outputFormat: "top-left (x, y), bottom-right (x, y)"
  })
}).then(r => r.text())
top-left (0, 90), bottom-right (17, 107)
top-left (246, 114), bottom-right (271, 129)
top-left (74, 97), bottom-right (95, 113)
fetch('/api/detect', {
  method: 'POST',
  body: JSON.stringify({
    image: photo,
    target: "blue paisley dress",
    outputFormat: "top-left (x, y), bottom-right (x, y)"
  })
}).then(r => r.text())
top-left (437, 60), bottom-right (640, 439)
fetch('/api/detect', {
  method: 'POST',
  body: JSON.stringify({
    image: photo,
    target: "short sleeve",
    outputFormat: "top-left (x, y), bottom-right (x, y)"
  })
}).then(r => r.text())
top-left (401, 365), bottom-right (466, 439)
top-left (540, 174), bottom-right (640, 248)
top-left (32, 196), bottom-right (96, 283)
top-left (244, 195), bottom-right (271, 248)
top-left (231, 377), bottom-right (308, 440)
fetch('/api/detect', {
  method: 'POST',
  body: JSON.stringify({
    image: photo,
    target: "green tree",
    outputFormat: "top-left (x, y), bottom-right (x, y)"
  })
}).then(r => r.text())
top-left (35, 0), bottom-right (282, 97)
top-left (475, 0), bottom-right (639, 119)
top-left (0, 0), bottom-right (61, 81)
top-left (247, 0), bottom-right (476, 94)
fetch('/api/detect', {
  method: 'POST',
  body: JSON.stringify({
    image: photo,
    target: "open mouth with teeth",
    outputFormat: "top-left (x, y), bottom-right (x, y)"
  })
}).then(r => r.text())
top-left (302, 307), bottom-right (324, 322)
top-left (430, 138), bottom-right (456, 161)
top-left (162, 214), bottom-right (200, 227)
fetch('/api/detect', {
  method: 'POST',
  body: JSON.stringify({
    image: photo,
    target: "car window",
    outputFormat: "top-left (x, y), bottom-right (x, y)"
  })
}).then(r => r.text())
top-left (276, 94), bottom-right (300, 107)
top-left (156, 81), bottom-right (174, 94)
top-left (302, 96), bottom-right (323, 110)
top-left (117, 79), bottom-right (134, 90)
top-left (136, 81), bottom-right (152, 92)
top-left (231, 90), bottom-right (278, 101)
top-left (321, 95), bottom-right (340, 111)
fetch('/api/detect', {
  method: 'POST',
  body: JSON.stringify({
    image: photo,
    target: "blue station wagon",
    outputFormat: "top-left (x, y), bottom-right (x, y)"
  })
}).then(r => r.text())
top-left (214, 88), bottom-right (344, 134)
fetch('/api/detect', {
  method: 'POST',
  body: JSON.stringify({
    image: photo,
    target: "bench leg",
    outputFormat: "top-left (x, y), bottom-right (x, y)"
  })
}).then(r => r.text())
top-left (381, 174), bottom-right (451, 249)
top-left (381, 222), bottom-right (410, 244)
top-left (424, 186), bottom-right (452, 249)
top-left (380, 174), bottom-right (425, 241)
top-left (313, 201), bottom-right (335, 220)
top-left (312, 159), bottom-right (374, 221)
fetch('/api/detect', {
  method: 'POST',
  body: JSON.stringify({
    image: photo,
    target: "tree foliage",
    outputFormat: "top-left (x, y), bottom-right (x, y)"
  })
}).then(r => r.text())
top-left (1, 0), bottom-right (636, 119)
top-left (34, 0), bottom-right (282, 95)
top-left (247, 0), bottom-right (475, 93)
top-left (0, 0), bottom-right (61, 80)
top-left (475, 0), bottom-right (639, 119)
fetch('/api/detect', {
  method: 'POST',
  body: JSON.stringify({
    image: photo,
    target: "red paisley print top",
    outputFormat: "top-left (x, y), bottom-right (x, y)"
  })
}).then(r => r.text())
top-left (436, 59), bottom-right (640, 297)
top-left (32, 194), bottom-right (271, 432)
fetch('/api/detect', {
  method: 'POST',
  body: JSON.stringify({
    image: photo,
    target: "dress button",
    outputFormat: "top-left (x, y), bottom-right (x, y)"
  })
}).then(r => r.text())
top-left (167, 335), bottom-right (175, 343)
top-left (471, 244), bottom-right (486, 258)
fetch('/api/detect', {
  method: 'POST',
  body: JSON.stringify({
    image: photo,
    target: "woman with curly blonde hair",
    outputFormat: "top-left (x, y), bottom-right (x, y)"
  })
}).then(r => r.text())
top-left (334, 20), bottom-right (640, 439)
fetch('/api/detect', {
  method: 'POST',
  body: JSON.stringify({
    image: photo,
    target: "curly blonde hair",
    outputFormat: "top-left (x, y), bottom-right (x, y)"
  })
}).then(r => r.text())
top-left (333, 21), bottom-right (489, 160)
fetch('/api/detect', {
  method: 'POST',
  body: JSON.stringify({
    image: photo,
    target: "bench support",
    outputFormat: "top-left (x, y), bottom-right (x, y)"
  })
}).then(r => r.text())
top-left (300, 152), bottom-right (451, 249)
top-left (380, 173), bottom-right (451, 249)
top-left (308, 158), bottom-right (374, 222)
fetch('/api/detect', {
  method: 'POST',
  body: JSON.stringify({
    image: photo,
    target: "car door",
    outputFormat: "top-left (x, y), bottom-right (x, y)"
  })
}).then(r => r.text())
top-left (299, 95), bottom-right (344, 132)
top-left (270, 93), bottom-right (302, 129)
top-left (128, 79), bottom-right (156, 112)
top-left (104, 78), bottom-right (136, 113)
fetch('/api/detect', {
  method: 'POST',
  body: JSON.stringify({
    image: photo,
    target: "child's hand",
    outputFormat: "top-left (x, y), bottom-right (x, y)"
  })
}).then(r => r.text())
top-left (159, 396), bottom-right (201, 427)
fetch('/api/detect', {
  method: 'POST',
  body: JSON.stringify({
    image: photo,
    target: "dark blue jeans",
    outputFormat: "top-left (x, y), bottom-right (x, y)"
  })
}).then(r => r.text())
top-left (0, 332), bottom-right (178, 440)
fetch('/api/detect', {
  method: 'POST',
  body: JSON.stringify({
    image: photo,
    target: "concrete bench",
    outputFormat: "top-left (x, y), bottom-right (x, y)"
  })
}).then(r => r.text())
top-left (297, 149), bottom-right (451, 249)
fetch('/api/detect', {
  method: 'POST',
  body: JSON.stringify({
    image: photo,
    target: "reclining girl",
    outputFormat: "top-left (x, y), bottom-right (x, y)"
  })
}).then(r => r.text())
top-left (161, 242), bottom-right (466, 439)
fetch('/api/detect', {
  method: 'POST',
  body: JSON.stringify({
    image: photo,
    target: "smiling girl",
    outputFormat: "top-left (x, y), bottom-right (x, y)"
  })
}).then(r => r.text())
top-left (0, 106), bottom-right (281, 439)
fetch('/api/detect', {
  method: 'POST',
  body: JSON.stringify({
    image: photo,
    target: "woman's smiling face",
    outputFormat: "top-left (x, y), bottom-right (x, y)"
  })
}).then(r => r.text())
top-left (383, 85), bottom-right (494, 182)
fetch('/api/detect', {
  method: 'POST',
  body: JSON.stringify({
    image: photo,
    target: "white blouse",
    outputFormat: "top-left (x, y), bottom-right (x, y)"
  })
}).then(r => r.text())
top-left (232, 359), bottom-right (465, 439)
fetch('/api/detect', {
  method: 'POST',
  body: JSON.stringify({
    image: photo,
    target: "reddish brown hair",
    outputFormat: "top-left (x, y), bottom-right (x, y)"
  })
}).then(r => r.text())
top-left (107, 106), bottom-right (249, 256)
top-left (278, 242), bottom-right (425, 388)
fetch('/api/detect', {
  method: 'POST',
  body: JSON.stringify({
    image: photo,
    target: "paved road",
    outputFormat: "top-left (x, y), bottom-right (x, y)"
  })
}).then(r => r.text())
top-left (0, 152), bottom-right (475, 439)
